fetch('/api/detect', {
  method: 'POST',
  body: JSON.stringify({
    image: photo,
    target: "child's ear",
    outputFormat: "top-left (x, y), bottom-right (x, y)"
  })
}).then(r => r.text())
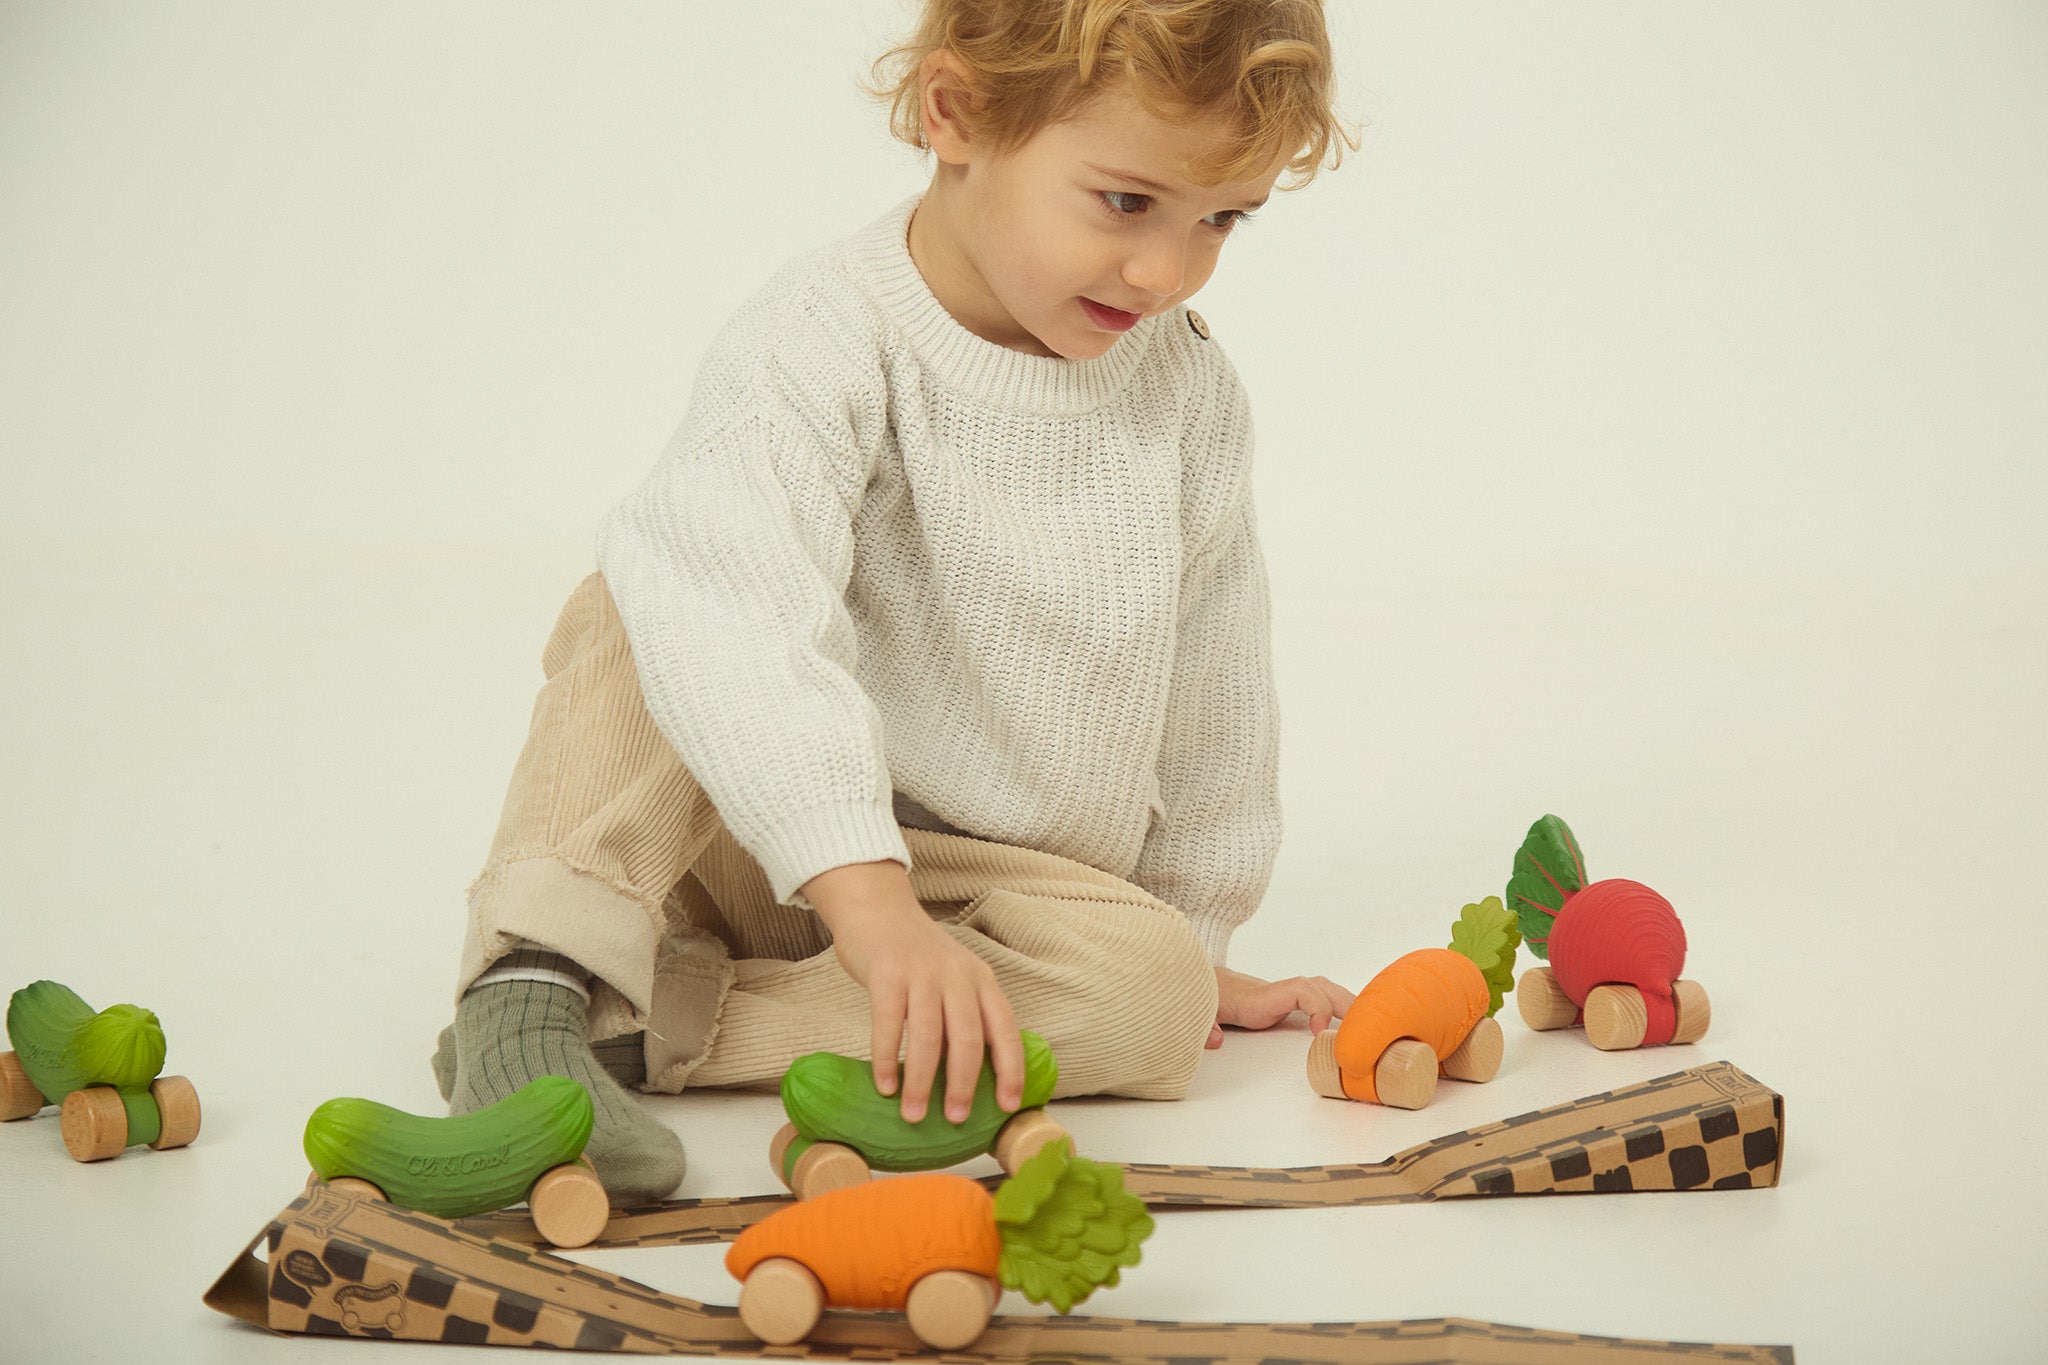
top-left (918, 49), bottom-right (976, 165)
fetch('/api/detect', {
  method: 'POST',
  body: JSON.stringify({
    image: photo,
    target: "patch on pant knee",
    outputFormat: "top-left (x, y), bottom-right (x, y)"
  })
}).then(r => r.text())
top-left (643, 929), bottom-right (735, 1092)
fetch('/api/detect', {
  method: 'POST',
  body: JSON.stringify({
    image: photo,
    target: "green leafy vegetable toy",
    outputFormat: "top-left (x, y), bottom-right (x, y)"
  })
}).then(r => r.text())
top-left (1, 980), bottom-right (201, 1161)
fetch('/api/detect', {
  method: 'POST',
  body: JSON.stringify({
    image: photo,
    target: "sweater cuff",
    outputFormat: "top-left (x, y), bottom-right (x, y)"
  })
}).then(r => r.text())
top-left (1180, 911), bottom-right (1242, 969)
top-left (749, 799), bottom-right (913, 907)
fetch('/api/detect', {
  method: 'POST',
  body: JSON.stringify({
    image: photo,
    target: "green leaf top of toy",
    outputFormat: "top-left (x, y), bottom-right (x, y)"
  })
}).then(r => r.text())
top-left (1506, 814), bottom-right (1586, 962)
top-left (993, 1138), bottom-right (1154, 1314)
top-left (68, 1003), bottom-right (167, 1087)
top-left (1448, 896), bottom-right (1522, 1017)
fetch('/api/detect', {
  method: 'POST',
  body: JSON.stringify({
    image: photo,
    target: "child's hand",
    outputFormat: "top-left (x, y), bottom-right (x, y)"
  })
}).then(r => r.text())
top-left (802, 860), bottom-right (1025, 1125)
top-left (1207, 967), bottom-right (1355, 1049)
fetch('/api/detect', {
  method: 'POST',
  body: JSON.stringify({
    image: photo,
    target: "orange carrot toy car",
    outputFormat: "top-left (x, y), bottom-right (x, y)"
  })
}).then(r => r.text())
top-left (1306, 899), bottom-right (1520, 1108)
top-left (728, 1138), bottom-right (1150, 1350)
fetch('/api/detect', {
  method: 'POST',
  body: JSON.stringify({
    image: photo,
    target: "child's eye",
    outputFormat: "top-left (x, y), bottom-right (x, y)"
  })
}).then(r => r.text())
top-left (1096, 190), bottom-right (1257, 232)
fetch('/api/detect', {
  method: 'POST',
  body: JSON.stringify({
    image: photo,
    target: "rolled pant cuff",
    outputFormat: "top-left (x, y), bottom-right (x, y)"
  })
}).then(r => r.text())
top-left (459, 856), bottom-right (664, 1024)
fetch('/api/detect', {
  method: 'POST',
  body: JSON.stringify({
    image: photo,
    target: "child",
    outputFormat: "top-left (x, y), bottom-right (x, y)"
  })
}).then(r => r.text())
top-left (434, 0), bottom-right (1359, 1205)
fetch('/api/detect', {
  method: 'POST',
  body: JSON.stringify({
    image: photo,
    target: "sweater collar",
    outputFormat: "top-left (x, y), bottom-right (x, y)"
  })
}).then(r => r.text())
top-left (847, 194), bottom-right (1159, 415)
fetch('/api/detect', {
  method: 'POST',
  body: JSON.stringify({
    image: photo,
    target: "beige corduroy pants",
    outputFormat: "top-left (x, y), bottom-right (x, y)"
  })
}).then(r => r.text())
top-left (457, 573), bottom-right (1218, 1101)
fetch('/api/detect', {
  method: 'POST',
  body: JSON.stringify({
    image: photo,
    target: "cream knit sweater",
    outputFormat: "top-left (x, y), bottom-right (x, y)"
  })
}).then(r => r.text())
top-left (596, 195), bottom-right (1280, 965)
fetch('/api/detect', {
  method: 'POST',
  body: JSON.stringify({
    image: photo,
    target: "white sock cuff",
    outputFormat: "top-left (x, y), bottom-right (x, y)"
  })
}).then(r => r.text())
top-left (468, 961), bottom-right (592, 1002)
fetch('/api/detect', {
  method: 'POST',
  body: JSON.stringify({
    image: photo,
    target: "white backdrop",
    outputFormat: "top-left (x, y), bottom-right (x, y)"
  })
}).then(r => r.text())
top-left (2, 4), bottom-right (2043, 1362)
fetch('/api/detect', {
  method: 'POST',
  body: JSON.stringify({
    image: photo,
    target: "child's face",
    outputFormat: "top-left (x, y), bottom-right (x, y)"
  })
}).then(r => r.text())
top-left (919, 82), bottom-right (1285, 359)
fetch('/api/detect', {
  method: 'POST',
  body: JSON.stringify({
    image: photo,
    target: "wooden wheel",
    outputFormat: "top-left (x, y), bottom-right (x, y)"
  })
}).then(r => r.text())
top-left (60, 1086), bottom-right (130, 1161)
top-left (147, 1075), bottom-right (201, 1150)
top-left (993, 1108), bottom-right (1067, 1173)
top-left (1584, 985), bottom-right (1649, 1050)
top-left (0, 1051), bottom-right (46, 1121)
top-left (531, 1157), bottom-right (610, 1248)
top-left (1440, 1015), bottom-right (1504, 1083)
top-left (1304, 1029), bottom-right (1346, 1098)
top-left (737, 1257), bottom-right (823, 1345)
top-left (768, 1121), bottom-right (801, 1189)
top-left (905, 1270), bottom-right (997, 1351)
top-left (1670, 979), bottom-right (1712, 1044)
top-left (1515, 966), bottom-right (1579, 1031)
top-left (1373, 1039), bottom-right (1439, 1110)
top-left (301, 1169), bottom-right (357, 1196)
top-left (790, 1140), bottom-right (869, 1200)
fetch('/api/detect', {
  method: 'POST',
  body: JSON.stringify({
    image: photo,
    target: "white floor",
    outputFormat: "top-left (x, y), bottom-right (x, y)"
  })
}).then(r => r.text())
top-left (2, 540), bottom-right (2041, 1363)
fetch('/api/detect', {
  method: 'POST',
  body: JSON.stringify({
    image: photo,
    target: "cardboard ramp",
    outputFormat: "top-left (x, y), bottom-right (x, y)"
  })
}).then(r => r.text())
top-left (205, 1062), bottom-right (1791, 1361)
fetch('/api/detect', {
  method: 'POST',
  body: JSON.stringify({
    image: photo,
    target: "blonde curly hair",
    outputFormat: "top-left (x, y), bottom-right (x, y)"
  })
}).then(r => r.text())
top-left (867, 0), bottom-right (1357, 188)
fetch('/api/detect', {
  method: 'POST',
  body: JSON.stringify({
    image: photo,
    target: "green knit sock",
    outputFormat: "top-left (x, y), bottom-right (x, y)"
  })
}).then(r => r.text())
top-left (438, 951), bottom-right (685, 1207)
top-left (433, 1024), bottom-right (646, 1095)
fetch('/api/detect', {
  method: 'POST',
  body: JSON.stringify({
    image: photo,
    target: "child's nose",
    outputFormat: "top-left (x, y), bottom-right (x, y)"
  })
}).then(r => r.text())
top-left (1121, 240), bottom-right (1185, 299)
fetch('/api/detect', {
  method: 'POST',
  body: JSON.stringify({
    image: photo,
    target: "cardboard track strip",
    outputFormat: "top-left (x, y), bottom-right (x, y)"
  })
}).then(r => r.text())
top-left (207, 1187), bottom-right (1790, 1360)
top-left (463, 1061), bottom-right (1783, 1250)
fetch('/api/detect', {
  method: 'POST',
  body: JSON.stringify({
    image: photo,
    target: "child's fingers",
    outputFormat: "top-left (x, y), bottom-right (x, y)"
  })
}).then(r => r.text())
top-left (981, 991), bottom-right (1026, 1112)
top-left (1303, 976), bottom-right (1352, 1034)
top-left (869, 983), bottom-right (907, 1098)
top-left (940, 991), bottom-right (985, 1123)
top-left (897, 988), bottom-right (945, 1123)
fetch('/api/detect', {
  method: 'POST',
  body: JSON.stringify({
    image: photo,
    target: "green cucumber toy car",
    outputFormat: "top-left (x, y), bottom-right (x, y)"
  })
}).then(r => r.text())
top-left (769, 1031), bottom-right (1067, 1199)
top-left (302, 1075), bottom-right (610, 1248)
top-left (1, 979), bottom-right (201, 1161)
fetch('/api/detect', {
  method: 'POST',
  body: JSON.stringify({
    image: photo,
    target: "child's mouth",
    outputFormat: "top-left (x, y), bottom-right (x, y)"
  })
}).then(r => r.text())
top-left (1080, 298), bottom-right (1141, 332)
